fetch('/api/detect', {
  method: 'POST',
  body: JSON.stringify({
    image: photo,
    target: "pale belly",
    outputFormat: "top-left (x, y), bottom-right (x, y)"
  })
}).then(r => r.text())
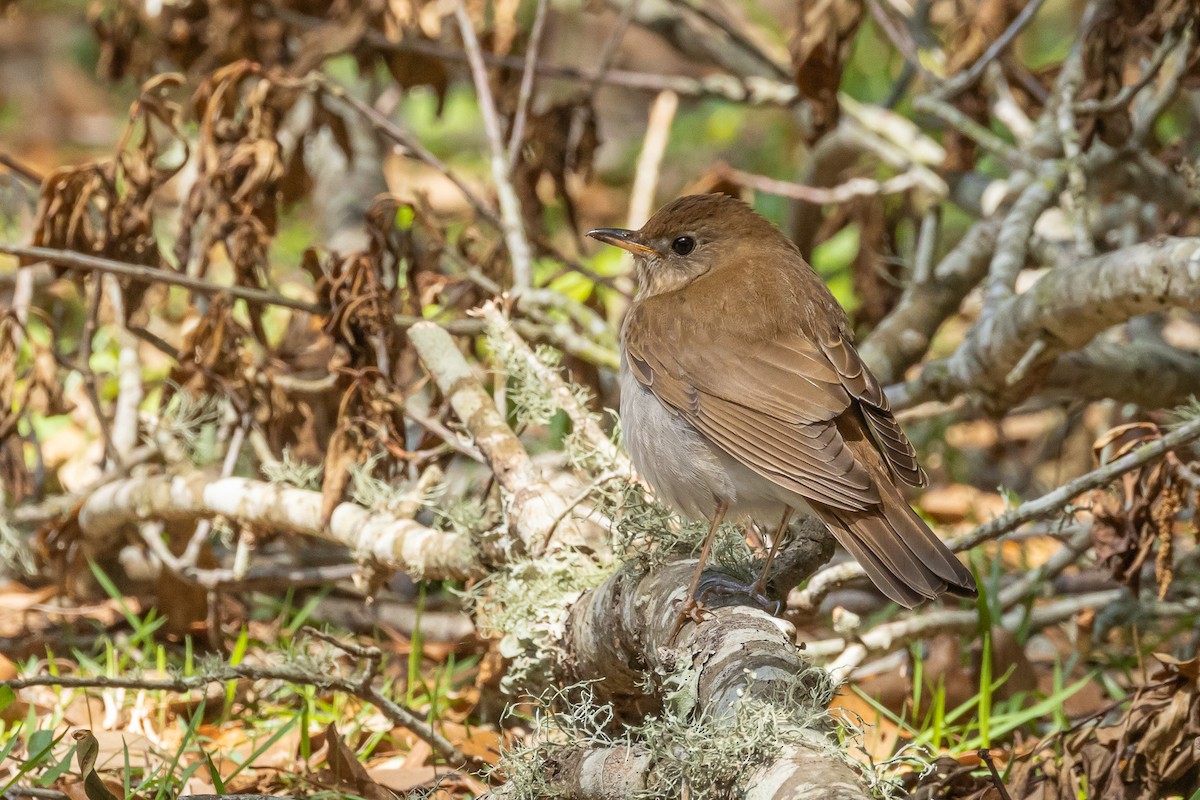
top-left (619, 359), bottom-right (804, 523)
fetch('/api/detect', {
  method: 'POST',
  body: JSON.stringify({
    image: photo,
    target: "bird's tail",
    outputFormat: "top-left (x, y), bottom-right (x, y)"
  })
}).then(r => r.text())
top-left (815, 485), bottom-right (977, 608)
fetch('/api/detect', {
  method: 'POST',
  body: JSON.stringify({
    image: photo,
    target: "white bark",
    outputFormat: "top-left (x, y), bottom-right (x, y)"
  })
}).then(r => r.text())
top-left (77, 472), bottom-right (480, 580)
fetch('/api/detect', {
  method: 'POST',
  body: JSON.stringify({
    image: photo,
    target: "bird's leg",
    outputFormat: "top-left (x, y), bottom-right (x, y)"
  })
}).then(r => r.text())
top-left (750, 508), bottom-right (793, 602)
top-left (670, 500), bottom-right (728, 642)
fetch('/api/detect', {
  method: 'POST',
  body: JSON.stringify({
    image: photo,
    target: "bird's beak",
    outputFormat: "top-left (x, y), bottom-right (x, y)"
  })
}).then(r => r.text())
top-left (586, 228), bottom-right (661, 257)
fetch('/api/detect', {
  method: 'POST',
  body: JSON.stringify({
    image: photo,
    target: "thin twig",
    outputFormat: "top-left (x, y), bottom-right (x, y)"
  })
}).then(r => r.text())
top-left (914, 95), bottom-right (1038, 171)
top-left (936, 0), bottom-right (1049, 100)
top-left (506, 0), bottom-right (551, 170)
top-left (0, 243), bottom-right (326, 314)
top-left (320, 79), bottom-right (500, 227)
top-left (1073, 27), bottom-right (1179, 114)
top-left (720, 163), bottom-right (939, 204)
top-left (664, 0), bottom-right (791, 81)
top-left (76, 280), bottom-right (121, 469)
top-left (1, 667), bottom-right (474, 768)
top-left (262, 5), bottom-right (801, 105)
top-left (0, 152), bottom-right (44, 186)
top-left (1130, 25), bottom-right (1193, 144)
top-left (586, 0), bottom-right (644, 98)
top-left (864, 0), bottom-right (937, 85)
top-left (4, 788), bottom-right (67, 800)
top-left (454, 1), bottom-right (535, 291)
top-left (978, 749), bottom-right (1015, 800)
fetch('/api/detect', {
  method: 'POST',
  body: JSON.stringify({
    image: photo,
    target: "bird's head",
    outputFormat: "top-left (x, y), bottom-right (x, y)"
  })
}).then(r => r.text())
top-left (587, 193), bottom-right (785, 299)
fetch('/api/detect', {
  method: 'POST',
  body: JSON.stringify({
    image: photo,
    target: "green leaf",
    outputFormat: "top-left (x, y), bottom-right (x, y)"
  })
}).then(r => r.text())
top-left (201, 748), bottom-right (226, 794)
top-left (73, 731), bottom-right (120, 800)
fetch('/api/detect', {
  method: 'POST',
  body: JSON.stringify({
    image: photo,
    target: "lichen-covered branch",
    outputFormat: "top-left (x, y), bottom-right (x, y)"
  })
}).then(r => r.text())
top-left (408, 321), bottom-right (588, 554)
top-left (529, 529), bottom-right (869, 799)
top-left (77, 471), bottom-right (480, 580)
top-left (483, 304), bottom-right (630, 475)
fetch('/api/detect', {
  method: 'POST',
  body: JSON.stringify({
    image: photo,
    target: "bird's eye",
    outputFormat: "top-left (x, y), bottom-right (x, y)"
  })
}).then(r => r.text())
top-left (671, 236), bottom-right (696, 256)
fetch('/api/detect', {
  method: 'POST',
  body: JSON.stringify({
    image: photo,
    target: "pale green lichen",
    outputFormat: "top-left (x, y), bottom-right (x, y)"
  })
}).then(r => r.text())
top-left (493, 682), bottom-right (626, 800)
top-left (0, 517), bottom-right (36, 577)
top-left (262, 446), bottom-right (323, 489)
top-left (631, 668), bottom-right (841, 800)
top-left (487, 325), bottom-right (591, 431)
top-left (149, 385), bottom-right (224, 465)
top-left (470, 550), bottom-right (616, 695)
top-left (495, 669), bottom-right (861, 800)
top-left (434, 494), bottom-right (489, 536)
top-left (607, 476), bottom-right (754, 581)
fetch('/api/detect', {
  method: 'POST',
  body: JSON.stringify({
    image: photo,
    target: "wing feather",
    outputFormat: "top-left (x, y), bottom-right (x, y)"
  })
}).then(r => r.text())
top-left (819, 337), bottom-right (927, 488)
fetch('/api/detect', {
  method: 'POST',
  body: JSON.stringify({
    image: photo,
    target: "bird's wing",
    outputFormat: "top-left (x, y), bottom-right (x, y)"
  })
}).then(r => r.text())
top-left (817, 334), bottom-right (927, 488)
top-left (624, 300), bottom-right (885, 511)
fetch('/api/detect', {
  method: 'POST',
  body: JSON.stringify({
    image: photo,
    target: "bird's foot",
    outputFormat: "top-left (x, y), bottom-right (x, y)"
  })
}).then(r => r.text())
top-left (745, 579), bottom-right (781, 616)
top-left (668, 597), bottom-right (712, 644)
top-left (705, 565), bottom-right (784, 615)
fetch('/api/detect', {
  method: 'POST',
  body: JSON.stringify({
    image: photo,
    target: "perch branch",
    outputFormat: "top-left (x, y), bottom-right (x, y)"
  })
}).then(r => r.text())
top-left (548, 528), bottom-right (868, 798)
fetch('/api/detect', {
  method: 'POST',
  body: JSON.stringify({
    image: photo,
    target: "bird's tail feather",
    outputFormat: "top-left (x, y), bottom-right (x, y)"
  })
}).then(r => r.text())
top-left (816, 485), bottom-right (977, 608)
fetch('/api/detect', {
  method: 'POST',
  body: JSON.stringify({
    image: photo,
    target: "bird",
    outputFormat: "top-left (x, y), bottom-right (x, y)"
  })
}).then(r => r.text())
top-left (587, 193), bottom-right (976, 626)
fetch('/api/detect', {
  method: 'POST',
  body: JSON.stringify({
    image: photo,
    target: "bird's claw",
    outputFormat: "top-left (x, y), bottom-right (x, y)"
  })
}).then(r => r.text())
top-left (745, 580), bottom-right (782, 616)
top-left (668, 597), bottom-right (711, 643)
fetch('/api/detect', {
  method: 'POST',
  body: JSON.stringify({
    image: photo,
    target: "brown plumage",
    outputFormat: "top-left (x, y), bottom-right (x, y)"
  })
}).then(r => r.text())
top-left (590, 193), bottom-right (976, 608)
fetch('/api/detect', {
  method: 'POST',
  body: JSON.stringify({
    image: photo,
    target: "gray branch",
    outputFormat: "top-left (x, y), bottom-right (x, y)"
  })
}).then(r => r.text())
top-left (892, 237), bottom-right (1200, 409)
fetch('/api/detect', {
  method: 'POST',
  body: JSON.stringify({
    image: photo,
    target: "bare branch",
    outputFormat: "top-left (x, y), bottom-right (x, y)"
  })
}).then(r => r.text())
top-left (454, 1), bottom-right (536, 290)
top-left (76, 471), bottom-right (481, 580)
top-left (506, 0), bottom-right (551, 169)
top-left (898, 237), bottom-right (1200, 408)
top-left (859, 217), bottom-right (1001, 384)
top-left (0, 243), bottom-right (325, 315)
top-left (265, 5), bottom-right (803, 106)
top-left (723, 162), bottom-right (943, 206)
top-left (2, 663), bottom-right (473, 768)
top-left (934, 0), bottom-right (1050, 100)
